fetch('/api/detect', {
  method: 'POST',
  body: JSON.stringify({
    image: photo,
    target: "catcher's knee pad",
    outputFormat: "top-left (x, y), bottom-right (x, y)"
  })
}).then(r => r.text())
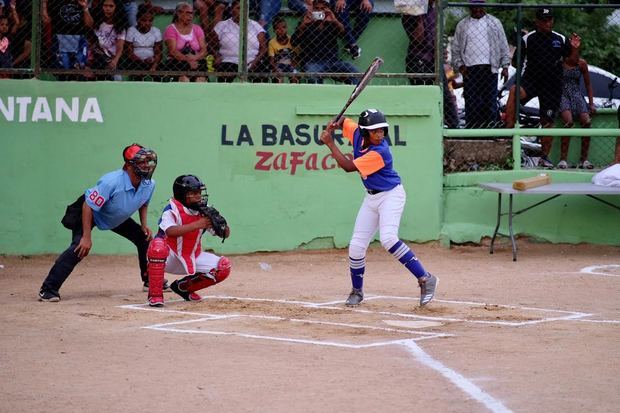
top-left (147, 238), bottom-right (168, 299)
top-left (215, 256), bottom-right (231, 282)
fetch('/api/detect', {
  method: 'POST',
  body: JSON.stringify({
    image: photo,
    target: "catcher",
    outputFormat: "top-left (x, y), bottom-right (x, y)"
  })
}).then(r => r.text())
top-left (146, 174), bottom-right (231, 307)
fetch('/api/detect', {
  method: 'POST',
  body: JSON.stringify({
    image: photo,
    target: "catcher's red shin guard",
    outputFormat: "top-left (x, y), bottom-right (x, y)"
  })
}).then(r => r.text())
top-left (147, 238), bottom-right (168, 304)
top-left (182, 256), bottom-right (232, 293)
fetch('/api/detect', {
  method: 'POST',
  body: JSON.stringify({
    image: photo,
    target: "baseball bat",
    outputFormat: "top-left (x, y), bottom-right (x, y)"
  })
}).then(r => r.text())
top-left (334, 57), bottom-right (384, 123)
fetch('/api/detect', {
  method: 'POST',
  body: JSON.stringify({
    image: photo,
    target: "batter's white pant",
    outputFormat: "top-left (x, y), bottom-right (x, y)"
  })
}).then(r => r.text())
top-left (349, 184), bottom-right (406, 259)
top-left (164, 250), bottom-right (221, 275)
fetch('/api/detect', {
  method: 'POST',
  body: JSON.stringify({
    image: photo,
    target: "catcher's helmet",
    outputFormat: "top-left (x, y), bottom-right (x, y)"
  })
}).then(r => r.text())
top-left (123, 143), bottom-right (157, 180)
top-left (358, 109), bottom-right (389, 136)
top-left (173, 175), bottom-right (208, 211)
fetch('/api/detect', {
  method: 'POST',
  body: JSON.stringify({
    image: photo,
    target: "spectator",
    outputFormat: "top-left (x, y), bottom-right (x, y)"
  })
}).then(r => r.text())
top-left (123, 0), bottom-right (138, 27)
top-left (124, 7), bottom-right (162, 80)
top-left (443, 49), bottom-right (461, 128)
top-left (11, 1), bottom-right (31, 75)
top-left (91, 0), bottom-right (130, 80)
top-left (38, 144), bottom-right (158, 303)
top-left (333, 0), bottom-right (372, 60)
top-left (163, 1), bottom-right (208, 82)
top-left (268, 16), bottom-right (298, 83)
top-left (138, 0), bottom-right (165, 15)
top-left (258, 0), bottom-right (311, 31)
top-left (400, 0), bottom-right (435, 85)
top-left (291, 0), bottom-right (358, 84)
top-left (451, 0), bottom-right (510, 128)
top-left (213, 0), bottom-right (268, 82)
top-left (0, 15), bottom-right (14, 77)
top-left (504, 8), bottom-right (578, 168)
top-left (195, 0), bottom-right (226, 34)
top-left (41, 0), bottom-right (93, 77)
top-left (557, 38), bottom-right (595, 169)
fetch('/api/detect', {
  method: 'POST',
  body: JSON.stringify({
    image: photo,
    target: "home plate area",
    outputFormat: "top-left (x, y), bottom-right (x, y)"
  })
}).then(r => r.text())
top-left (120, 294), bottom-right (590, 348)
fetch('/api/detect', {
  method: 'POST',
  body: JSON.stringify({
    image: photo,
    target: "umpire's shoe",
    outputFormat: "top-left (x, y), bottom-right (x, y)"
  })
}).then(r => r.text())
top-left (418, 273), bottom-right (438, 307)
top-left (142, 279), bottom-right (171, 293)
top-left (345, 288), bottom-right (363, 306)
top-left (38, 289), bottom-right (60, 302)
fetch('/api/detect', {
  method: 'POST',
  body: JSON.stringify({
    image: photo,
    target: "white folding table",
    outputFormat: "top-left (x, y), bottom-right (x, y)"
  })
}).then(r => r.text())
top-left (479, 183), bottom-right (620, 261)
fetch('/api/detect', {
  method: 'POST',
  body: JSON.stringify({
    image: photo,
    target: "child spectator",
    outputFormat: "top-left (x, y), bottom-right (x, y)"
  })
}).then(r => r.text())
top-left (0, 15), bottom-right (13, 77)
top-left (91, 0), bottom-right (130, 80)
top-left (557, 38), bottom-right (595, 169)
top-left (0, 0), bottom-right (19, 78)
top-left (124, 7), bottom-right (162, 80)
top-left (11, 1), bottom-right (31, 74)
top-left (268, 16), bottom-right (298, 83)
top-left (41, 0), bottom-right (93, 77)
top-left (163, 1), bottom-right (208, 82)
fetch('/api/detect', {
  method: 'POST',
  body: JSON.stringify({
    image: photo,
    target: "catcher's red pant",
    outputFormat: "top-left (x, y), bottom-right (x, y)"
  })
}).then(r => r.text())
top-left (176, 256), bottom-right (231, 293)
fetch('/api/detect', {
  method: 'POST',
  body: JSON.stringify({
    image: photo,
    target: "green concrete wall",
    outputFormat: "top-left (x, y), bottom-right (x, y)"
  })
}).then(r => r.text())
top-left (0, 80), bottom-right (442, 255)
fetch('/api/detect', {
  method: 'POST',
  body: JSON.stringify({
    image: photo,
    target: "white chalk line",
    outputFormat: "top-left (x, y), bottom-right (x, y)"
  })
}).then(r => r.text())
top-left (580, 264), bottom-right (620, 277)
top-left (198, 294), bottom-right (594, 326)
top-left (120, 295), bottom-right (618, 325)
top-left (402, 341), bottom-right (513, 413)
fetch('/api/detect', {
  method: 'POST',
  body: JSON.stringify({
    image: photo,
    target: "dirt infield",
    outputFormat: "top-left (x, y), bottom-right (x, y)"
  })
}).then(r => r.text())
top-left (1, 241), bottom-right (619, 413)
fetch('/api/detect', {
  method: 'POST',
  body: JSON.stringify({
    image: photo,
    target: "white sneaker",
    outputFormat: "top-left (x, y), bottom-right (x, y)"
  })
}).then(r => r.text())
top-left (557, 160), bottom-right (568, 169)
top-left (578, 160), bottom-right (594, 169)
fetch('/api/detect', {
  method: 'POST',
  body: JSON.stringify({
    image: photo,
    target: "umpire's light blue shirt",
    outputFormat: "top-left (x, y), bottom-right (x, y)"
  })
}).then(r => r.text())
top-left (84, 169), bottom-right (155, 230)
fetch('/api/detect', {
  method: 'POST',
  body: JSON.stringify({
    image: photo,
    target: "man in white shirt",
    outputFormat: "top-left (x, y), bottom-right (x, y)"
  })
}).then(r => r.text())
top-left (451, 0), bottom-right (510, 128)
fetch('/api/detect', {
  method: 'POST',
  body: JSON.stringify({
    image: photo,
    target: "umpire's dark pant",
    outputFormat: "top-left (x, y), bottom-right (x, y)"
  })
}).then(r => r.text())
top-left (463, 65), bottom-right (499, 129)
top-left (40, 218), bottom-right (149, 294)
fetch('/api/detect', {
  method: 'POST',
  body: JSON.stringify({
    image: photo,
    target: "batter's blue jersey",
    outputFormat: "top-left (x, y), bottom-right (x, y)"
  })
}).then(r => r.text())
top-left (343, 118), bottom-right (401, 192)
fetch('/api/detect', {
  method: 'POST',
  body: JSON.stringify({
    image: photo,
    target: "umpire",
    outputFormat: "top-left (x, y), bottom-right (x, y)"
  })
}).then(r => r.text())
top-left (38, 144), bottom-right (158, 302)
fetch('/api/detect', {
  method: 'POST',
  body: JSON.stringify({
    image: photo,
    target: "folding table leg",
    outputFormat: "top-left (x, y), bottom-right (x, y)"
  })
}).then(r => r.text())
top-left (508, 194), bottom-right (517, 261)
top-left (490, 193), bottom-right (502, 254)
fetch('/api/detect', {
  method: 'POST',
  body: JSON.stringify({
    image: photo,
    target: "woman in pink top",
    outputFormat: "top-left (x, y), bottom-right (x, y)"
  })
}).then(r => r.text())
top-left (163, 1), bottom-right (207, 82)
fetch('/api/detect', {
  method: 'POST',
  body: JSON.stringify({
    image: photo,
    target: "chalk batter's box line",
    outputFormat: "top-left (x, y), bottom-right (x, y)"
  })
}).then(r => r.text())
top-left (119, 294), bottom-right (596, 328)
top-left (193, 294), bottom-right (594, 326)
top-left (136, 313), bottom-right (451, 348)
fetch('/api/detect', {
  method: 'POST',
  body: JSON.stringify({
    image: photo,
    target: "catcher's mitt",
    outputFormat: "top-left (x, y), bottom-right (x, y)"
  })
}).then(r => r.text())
top-left (198, 203), bottom-right (228, 242)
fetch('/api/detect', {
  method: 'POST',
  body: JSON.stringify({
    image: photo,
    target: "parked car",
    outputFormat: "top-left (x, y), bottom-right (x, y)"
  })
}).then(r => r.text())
top-left (452, 65), bottom-right (620, 126)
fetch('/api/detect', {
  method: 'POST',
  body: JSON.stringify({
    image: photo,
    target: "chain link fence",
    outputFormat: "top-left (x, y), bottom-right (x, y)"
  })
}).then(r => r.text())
top-left (1, 1), bottom-right (618, 171)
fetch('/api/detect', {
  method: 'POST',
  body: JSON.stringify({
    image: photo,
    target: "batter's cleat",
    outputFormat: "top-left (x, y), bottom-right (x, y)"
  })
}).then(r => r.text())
top-left (345, 288), bottom-right (364, 306)
top-left (148, 296), bottom-right (164, 307)
top-left (418, 273), bottom-right (438, 306)
top-left (170, 280), bottom-right (202, 302)
top-left (143, 279), bottom-right (171, 292)
top-left (38, 289), bottom-right (60, 302)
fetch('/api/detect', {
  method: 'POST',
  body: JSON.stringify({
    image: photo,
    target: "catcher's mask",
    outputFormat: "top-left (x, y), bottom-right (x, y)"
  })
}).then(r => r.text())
top-left (123, 143), bottom-right (157, 180)
top-left (358, 109), bottom-right (389, 138)
top-left (173, 175), bottom-right (208, 211)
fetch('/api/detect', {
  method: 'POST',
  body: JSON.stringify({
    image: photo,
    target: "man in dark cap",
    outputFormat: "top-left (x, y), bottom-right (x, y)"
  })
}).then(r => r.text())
top-left (505, 7), bottom-right (580, 167)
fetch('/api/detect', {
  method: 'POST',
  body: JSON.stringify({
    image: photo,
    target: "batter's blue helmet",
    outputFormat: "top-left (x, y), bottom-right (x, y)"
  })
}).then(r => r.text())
top-left (359, 109), bottom-right (389, 136)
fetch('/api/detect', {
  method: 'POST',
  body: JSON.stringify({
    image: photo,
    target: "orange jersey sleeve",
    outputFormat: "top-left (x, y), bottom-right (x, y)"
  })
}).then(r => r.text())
top-left (342, 118), bottom-right (358, 144)
top-left (353, 151), bottom-right (385, 178)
